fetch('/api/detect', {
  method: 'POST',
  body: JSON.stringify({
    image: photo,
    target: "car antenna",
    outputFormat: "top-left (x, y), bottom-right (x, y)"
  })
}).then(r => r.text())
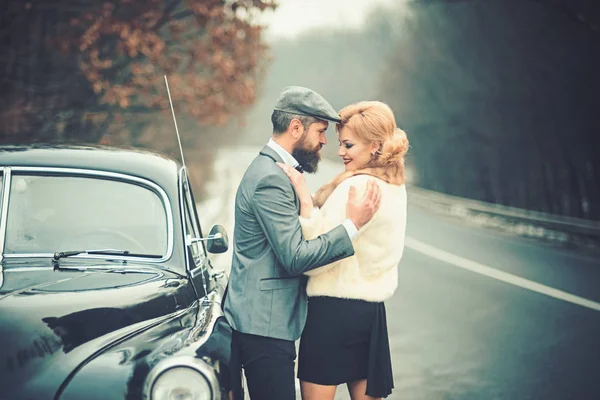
top-left (164, 75), bottom-right (209, 301)
top-left (164, 75), bottom-right (186, 168)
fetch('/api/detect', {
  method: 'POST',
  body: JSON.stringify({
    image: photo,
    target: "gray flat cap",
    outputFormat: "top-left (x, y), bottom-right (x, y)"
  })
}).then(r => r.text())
top-left (273, 86), bottom-right (341, 123)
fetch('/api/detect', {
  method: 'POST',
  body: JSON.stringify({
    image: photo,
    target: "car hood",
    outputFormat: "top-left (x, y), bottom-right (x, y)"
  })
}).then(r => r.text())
top-left (0, 259), bottom-right (193, 400)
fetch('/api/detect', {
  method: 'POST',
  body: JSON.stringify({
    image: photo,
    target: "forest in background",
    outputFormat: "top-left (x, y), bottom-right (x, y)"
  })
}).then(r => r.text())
top-left (0, 0), bottom-right (276, 195)
top-left (240, 0), bottom-right (600, 220)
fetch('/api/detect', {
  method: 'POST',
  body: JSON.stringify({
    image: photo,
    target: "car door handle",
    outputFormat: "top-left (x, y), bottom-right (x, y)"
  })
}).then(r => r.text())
top-left (212, 270), bottom-right (225, 280)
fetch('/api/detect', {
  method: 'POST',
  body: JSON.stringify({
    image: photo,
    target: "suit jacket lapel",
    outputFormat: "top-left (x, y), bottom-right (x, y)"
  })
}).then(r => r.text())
top-left (259, 145), bottom-right (284, 164)
top-left (258, 145), bottom-right (300, 209)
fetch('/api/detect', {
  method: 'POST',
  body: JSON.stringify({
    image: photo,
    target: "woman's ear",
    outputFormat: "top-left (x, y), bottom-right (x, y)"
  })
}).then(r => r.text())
top-left (370, 142), bottom-right (380, 155)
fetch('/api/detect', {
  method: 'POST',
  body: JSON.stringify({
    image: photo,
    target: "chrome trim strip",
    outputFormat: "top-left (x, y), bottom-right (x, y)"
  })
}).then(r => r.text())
top-left (0, 168), bottom-right (12, 260)
top-left (4, 167), bottom-right (174, 263)
top-left (142, 355), bottom-right (221, 400)
top-left (179, 167), bottom-right (191, 271)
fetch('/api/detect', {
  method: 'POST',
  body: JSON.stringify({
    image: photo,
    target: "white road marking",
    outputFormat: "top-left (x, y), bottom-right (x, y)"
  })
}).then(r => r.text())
top-left (405, 236), bottom-right (600, 312)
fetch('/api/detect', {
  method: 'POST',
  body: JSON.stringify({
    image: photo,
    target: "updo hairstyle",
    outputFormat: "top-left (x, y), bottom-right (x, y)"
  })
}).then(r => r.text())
top-left (336, 101), bottom-right (409, 171)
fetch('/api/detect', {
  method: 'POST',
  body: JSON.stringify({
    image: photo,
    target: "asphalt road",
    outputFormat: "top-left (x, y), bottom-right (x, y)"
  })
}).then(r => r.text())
top-left (385, 204), bottom-right (600, 400)
top-left (206, 147), bottom-right (600, 400)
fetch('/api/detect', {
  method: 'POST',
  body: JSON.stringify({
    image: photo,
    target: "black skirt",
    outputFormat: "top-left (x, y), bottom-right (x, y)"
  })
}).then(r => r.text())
top-left (298, 296), bottom-right (394, 398)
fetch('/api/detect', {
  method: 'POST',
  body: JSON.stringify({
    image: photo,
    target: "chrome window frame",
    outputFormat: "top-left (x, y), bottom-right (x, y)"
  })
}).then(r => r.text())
top-left (0, 167), bottom-right (174, 263)
top-left (178, 167), bottom-right (208, 280)
top-left (179, 167), bottom-right (192, 273)
top-left (0, 168), bottom-right (12, 262)
top-left (0, 168), bottom-right (8, 284)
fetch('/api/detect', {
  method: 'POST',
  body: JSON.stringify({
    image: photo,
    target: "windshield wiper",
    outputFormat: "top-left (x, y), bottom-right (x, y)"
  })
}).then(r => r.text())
top-left (53, 249), bottom-right (160, 261)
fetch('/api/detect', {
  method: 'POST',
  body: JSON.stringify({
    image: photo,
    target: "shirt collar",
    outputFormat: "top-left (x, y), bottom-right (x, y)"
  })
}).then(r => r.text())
top-left (267, 138), bottom-right (299, 168)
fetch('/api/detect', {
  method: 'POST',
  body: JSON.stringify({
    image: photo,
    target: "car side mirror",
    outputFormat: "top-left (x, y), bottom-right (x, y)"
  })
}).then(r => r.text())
top-left (206, 225), bottom-right (229, 254)
top-left (187, 225), bottom-right (229, 254)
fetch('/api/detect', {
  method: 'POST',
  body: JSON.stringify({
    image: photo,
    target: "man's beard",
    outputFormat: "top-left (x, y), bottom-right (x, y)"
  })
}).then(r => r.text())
top-left (292, 138), bottom-right (321, 173)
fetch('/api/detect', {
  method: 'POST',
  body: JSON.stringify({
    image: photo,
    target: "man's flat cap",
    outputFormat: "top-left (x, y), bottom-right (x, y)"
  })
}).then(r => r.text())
top-left (273, 86), bottom-right (341, 123)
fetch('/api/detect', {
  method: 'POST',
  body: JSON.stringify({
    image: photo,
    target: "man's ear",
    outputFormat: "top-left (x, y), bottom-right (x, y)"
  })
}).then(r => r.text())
top-left (289, 118), bottom-right (304, 140)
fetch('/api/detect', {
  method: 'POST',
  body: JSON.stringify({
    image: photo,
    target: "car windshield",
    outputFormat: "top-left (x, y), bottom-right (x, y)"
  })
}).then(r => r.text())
top-left (4, 174), bottom-right (169, 257)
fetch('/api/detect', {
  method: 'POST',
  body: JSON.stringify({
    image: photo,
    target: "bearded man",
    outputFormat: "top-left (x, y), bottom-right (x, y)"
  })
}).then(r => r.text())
top-left (223, 86), bottom-right (381, 399)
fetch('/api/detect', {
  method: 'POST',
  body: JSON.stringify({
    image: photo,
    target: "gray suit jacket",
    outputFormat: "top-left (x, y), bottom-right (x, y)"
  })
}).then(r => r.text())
top-left (223, 145), bottom-right (355, 341)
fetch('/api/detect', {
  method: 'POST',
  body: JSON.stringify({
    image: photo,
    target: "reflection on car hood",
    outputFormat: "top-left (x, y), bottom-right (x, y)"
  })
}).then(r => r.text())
top-left (0, 259), bottom-right (193, 400)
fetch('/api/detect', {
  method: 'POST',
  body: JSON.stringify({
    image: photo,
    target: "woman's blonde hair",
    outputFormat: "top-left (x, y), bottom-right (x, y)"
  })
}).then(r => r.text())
top-left (336, 101), bottom-right (409, 168)
top-left (313, 101), bottom-right (409, 207)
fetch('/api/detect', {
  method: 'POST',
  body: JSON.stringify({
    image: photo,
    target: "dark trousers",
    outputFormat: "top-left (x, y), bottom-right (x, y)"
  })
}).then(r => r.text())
top-left (231, 329), bottom-right (296, 400)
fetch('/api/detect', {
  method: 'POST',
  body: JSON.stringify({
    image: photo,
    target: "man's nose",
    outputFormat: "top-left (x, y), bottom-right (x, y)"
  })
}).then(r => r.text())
top-left (320, 133), bottom-right (327, 145)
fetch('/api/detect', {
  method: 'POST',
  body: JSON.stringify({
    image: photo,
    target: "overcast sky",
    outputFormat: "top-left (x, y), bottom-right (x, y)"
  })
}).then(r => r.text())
top-left (260, 0), bottom-right (403, 39)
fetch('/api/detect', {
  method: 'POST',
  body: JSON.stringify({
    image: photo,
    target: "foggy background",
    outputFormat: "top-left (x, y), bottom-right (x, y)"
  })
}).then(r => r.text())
top-left (2, 0), bottom-right (598, 220)
top-left (243, 0), bottom-right (600, 220)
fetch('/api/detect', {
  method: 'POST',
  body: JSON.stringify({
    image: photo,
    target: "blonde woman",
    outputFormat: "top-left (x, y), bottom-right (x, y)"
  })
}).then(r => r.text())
top-left (277, 101), bottom-right (409, 400)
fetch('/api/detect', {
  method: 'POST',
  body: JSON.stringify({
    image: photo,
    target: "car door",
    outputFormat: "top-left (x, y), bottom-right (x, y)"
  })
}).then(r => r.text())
top-left (181, 168), bottom-right (213, 298)
top-left (0, 168), bottom-right (9, 263)
top-left (0, 169), bottom-right (4, 278)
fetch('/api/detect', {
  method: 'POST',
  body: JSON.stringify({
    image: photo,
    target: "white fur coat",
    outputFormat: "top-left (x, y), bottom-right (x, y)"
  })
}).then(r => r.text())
top-left (300, 175), bottom-right (407, 302)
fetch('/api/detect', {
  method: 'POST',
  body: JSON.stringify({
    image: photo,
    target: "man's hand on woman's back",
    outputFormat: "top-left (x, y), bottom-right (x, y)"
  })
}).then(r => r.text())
top-left (346, 180), bottom-right (382, 230)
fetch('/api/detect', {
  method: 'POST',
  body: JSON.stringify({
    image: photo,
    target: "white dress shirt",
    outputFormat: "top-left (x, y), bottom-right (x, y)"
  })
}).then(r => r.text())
top-left (266, 138), bottom-right (358, 239)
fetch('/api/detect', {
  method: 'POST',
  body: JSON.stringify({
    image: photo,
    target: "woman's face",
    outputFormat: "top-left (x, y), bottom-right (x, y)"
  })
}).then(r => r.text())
top-left (337, 126), bottom-right (378, 171)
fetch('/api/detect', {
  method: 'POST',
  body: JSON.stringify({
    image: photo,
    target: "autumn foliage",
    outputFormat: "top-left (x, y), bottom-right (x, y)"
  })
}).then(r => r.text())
top-left (0, 0), bottom-right (276, 150)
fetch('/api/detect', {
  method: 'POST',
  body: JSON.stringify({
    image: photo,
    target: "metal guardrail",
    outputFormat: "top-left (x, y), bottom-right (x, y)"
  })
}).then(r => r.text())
top-left (407, 185), bottom-right (600, 240)
top-left (197, 146), bottom-right (600, 246)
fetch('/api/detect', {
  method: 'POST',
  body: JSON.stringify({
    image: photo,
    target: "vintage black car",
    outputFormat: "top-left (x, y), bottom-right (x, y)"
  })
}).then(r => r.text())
top-left (0, 145), bottom-right (234, 400)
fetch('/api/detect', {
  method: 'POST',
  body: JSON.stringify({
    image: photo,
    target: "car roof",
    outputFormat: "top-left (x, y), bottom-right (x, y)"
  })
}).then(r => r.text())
top-left (0, 144), bottom-right (182, 189)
